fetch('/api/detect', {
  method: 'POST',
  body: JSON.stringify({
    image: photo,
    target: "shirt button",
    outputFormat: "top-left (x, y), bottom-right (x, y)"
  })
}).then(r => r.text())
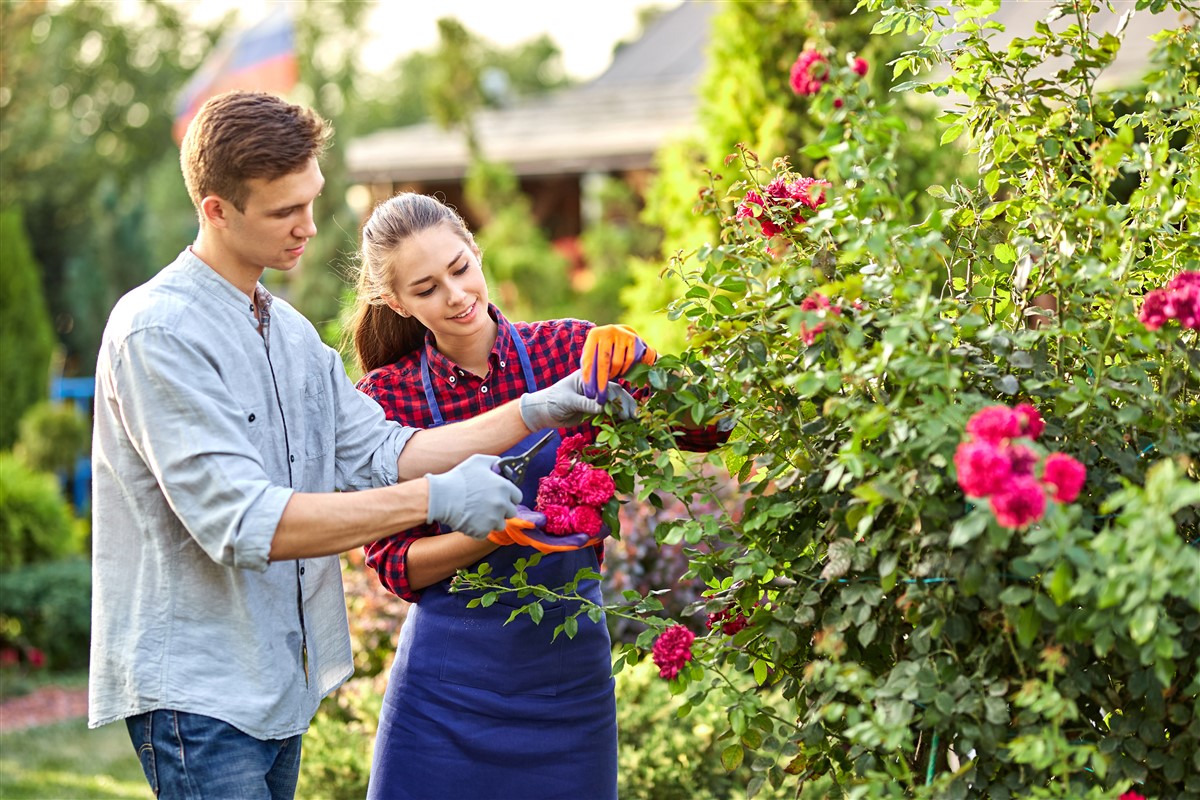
top-left (248, 414), bottom-right (256, 422)
top-left (290, 454), bottom-right (295, 463)
top-left (480, 385), bottom-right (489, 394)
top-left (448, 376), bottom-right (456, 384)
top-left (499, 360), bottom-right (506, 368)
top-left (299, 566), bottom-right (305, 576)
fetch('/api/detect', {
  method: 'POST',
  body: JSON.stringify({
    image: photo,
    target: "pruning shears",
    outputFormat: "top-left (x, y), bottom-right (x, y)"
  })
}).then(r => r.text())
top-left (493, 431), bottom-right (556, 487)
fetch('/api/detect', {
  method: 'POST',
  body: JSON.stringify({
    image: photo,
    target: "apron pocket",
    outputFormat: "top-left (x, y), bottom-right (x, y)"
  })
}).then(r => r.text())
top-left (438, 603), bottom-right (566, 697)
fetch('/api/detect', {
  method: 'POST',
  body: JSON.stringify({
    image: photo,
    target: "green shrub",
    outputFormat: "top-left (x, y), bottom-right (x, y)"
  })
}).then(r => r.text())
top-left (0, 558), bottom-right (91, 671)
top-left (461, 1), bottom-right (1200, 797)
top-left (616, 658), bottom-right (792, 800)
top-left (0, 452), bottom-right (83, 569)
top-left (15, 401), bottom-right (90, 475)
top-left (296, 674), bottom-right (384, 800)
top-left (0, 208), bottom-right (56, 451)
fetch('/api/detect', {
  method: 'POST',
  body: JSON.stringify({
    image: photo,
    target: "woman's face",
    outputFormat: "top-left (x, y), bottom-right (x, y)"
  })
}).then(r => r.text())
top-left (384, 223), bottom-right (491, 340)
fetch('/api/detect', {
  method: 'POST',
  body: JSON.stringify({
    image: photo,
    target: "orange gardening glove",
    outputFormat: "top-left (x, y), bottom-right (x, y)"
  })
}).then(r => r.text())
top-left (488, 506), bottom-right (611, 554)
top-left (580, 324), bottom-right (657, 404)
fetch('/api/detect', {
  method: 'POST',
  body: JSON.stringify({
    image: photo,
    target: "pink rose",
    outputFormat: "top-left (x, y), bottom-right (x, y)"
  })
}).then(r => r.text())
top-left (1138, 289), bottom-right (1170, 330)
top-left (542, 504), bottom-right (573, 535)
top-left (954, 439), bottom-right (1013, 498)
top-left (569, 505), bottom-right (604, 536)
top-left (575, 466), bottom-right (615, 506)
top-left (1167, 270), bottom-right (1200, 292)
top-left (789, 49), bottom-right (828, 96)
top-left (1003, 443), bottom-right (1038, 477)
top-left (536, 474), bottom-right (572, 507)
top-left (1042, 452), bottom-right (1086, 503)
top-left (1013, 403), bottom-right (1044, 439)
top-left (965, 405), bottom-right (1022, 444)
top-left (652, 624), bottom-right (696, 680)
top-left (853, 57), bottom-right (869, 76)
top-left (989, 476), bottom-right (1047, 529)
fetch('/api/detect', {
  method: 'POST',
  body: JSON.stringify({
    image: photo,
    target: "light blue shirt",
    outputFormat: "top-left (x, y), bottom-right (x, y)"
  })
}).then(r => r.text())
top-left (88, 248), bottom-right (414, 740)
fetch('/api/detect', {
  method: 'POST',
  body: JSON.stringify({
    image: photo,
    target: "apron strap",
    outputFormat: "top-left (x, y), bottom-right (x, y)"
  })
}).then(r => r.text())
top-left (419, 319), bottom-right (539, 428)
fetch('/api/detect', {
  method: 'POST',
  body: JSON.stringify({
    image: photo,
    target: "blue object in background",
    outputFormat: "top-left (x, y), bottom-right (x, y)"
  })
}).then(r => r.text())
top-left (50, 375), bottom-right (94, 512)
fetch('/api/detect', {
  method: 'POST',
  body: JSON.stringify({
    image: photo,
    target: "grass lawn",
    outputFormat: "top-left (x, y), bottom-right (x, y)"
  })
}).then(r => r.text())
top-left (0, 718), bottom-right (152, 800)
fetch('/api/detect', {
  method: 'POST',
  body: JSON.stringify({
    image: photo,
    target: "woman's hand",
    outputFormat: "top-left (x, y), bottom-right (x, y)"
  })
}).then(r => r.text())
top-left (580, 324), bottom-right (657, 404)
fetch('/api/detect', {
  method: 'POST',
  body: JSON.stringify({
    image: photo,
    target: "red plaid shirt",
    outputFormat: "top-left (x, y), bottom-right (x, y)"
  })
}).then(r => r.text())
top-left (356, 306), bottom-right (729, 602)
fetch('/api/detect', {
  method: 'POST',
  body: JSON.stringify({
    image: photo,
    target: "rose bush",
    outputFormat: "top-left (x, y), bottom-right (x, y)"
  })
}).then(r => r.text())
top-left (460, 0), bottom-right (1199, 797)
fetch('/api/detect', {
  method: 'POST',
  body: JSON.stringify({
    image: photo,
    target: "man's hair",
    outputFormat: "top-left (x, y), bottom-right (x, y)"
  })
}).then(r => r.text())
top-left (180, 90), bottom-right (332, 213)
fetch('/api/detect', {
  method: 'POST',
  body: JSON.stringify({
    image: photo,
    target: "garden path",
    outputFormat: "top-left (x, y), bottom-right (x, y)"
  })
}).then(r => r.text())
top-left (0, 685), bottom-right (88, 732)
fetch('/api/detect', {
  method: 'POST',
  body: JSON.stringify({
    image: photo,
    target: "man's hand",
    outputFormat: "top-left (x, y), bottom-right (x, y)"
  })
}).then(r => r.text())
top-left (519, 369), bottom-right (635, 431)
top-left (488, 505), bottom-right (611, 553)
top-left (580, 324), bottom-right (657, 404)
top-left (426, 454), bottom-right (522, 539)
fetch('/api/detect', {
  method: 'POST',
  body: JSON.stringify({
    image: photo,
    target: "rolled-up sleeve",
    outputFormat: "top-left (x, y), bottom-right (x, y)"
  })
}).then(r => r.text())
top-left (322, 347), bottom-right (416, 491)
top-left (111, 326), bottom-right (290, 572)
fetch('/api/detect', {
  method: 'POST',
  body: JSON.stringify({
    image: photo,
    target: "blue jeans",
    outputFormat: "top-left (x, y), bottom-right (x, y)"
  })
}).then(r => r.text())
top-left (125, 710), bottom-right (303, 800)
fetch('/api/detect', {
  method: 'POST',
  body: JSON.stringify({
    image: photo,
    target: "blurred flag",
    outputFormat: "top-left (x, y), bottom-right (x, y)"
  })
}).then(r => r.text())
top-left (172, 7), bottom-right (300, 144)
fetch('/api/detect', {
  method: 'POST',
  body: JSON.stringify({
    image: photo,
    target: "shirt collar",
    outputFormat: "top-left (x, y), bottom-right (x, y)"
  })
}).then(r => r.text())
top-left (421, 304), bottom-right (512, 383)
top-left (176, 247), bottom-right (269, 321)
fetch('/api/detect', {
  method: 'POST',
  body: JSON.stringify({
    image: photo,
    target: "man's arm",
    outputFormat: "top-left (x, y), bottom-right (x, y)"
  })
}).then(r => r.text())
top-left (269, 479), bottom-right (430, 561)
top-left (396, 402), bottom-right (528, 481)
top-left (395, 370), bottom-right (638, 480)
top-left (270, 454), bottom-right (521, 560)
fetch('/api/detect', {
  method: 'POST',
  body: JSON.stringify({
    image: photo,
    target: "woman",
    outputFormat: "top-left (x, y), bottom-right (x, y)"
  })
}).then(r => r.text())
top-left (348, 192), bottom-right (726, 799)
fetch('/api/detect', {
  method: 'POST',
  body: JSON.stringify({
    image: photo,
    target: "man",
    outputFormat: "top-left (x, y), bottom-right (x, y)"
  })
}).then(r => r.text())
top-left (88, 90), bottom-right (632, 799)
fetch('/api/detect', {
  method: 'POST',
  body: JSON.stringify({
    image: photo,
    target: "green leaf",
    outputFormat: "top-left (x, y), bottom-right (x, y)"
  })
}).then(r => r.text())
top-left (983, 169), bottom-right (1000, 197)
top-left (941, 122), bottom-right (966, 145)
top-left (1047, 562), bottom-right (1072, 606)
top-left (722, 744), bottom-right (745, 771)
top-left (1130, 605), bottom-right (1157, 645)
top-left (528, 602), bottom-right (544, 624)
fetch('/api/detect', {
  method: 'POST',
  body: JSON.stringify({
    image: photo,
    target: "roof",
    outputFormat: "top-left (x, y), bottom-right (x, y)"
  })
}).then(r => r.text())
top-left (346, 1), bottom-right (715, 183)
top-left (346, 1), bottom-right (1186, 184)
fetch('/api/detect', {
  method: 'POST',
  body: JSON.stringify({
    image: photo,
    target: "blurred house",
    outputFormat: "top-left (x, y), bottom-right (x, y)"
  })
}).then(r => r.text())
top-left (345, 1), bottom-right (717, 239)
top-left (345, 0), bottom-right (1178, 237)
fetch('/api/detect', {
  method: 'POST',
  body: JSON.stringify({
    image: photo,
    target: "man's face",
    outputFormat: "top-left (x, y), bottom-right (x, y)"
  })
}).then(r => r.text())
top-left (223, 158), bottom-right (325, 274)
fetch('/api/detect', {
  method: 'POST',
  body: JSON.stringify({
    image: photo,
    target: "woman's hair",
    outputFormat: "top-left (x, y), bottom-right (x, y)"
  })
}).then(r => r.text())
top-left (180, 90), bottom-right (331, 213)
top-left (347, 192), bottom-right (479, 374)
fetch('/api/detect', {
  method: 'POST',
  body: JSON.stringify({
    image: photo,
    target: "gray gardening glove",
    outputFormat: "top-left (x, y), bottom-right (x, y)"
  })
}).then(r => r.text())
top-left (519, 369), bottom-right (637, 431)
top-left (425, 454), bottom-right (522, 539)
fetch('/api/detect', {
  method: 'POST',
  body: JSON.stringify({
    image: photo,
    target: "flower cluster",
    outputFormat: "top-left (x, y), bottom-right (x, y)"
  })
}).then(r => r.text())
top-left (789, 49), bottom-right (829, 96)
top-left (954, 403), bottom-right (1087, 529)
top-left (1139, 270), bottom-right (1200, 331)
top-left (705, 607), bottom-right (749, 636)
top-left (0, 644), bottom-right (46, 670)
top-left (789, 48), bottom-right (869, 106)
top-left (736, 175), bottom-right (830, 239)
top-left (799, 291), bottom-right (843, 345)
top-left (651, 624), bottom-right (695, 680)
top-left (535, 434), bottom-right (615, 537)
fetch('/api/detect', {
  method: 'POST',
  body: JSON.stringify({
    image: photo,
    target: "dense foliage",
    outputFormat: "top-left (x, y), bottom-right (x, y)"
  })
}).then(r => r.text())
top-left (462, 1), bottom-right (1200, 797)
top-left (0, 210), bottom-right (56, 450)
top-left (0, 558), bottom-right (91, 672)
top-left (0, 454), bottom-right (84, 570)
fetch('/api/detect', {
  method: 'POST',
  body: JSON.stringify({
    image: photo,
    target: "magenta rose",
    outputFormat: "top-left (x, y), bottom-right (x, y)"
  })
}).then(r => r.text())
top-left (989, 476), bottom-right (1047, 529)
top-left (1042, 452), bottom-right (1086, 503)
top-left (652, 624), bottom-right (696, 680)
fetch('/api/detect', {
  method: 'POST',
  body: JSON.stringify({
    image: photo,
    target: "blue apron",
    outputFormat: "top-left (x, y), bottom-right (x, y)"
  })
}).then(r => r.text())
top-left (367, 322), bottom-right (617, 800)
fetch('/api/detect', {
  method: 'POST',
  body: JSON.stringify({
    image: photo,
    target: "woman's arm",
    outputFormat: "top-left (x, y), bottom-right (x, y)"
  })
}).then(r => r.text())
top-left (404, 533), bottom-right (501, 591)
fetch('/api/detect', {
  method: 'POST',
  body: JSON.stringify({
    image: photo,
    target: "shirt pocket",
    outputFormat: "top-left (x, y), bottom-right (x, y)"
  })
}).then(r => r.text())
top-left (302, 381), bottom-right (330, 460)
